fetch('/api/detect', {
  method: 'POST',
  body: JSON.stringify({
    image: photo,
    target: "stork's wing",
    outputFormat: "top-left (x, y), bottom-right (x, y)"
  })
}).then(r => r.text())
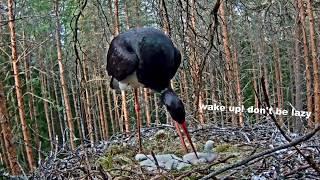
top-left (170, 47), bottom-right (181, 80)
top-left (107, 36), bottom-right (139, 81)
top-left (135, 34), bottom-right (181, 91)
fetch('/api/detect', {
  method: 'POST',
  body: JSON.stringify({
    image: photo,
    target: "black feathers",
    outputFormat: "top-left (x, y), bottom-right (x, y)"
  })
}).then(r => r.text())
top-left (107, 35), bottom-right (139, 81)
top-left (160, 88), bottom-right (185, 123)
top-left (106, 27), bottom-right (181, 92)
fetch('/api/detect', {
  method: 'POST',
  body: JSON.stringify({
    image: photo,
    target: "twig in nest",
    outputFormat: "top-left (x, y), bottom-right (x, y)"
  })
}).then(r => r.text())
top-left (283, 164), bottom-right (311, 177)
top-left (151, 151), bottom-right (161, 171)
top-left (200, 112), bottom-right (320, 179)
top-left (208, 155), bottom-right (236, 169)
top-left (176, 155), bottom-right (234, 180)
top-left (260, 76), bottom-right (320, 174)
top-left (98, 165), bottom-right (111, 179)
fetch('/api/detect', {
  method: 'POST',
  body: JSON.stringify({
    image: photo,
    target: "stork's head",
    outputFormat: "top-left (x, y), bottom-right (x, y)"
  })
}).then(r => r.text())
top-left (160, 88), bottom-right (185, 124)
top-left (160, 88), bottom-right (198, 158)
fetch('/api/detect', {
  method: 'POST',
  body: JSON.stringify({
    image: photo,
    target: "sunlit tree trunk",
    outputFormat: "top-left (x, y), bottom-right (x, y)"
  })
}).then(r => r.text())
top-left (122, 91), bottom-right (130, 133)
top-left (123, 2), bottom-right (132, 133)
top-left (306, 0), bottom-right (320, 126)
top-left (54, 0), bottom-right (75, 150)
top-left (113, 0), bottom-right (126, 133)
top-left (230, 6), bottom-right (243, 125)
top-left (123, 4), bottom-right (130, 138)
top-left (193, 0), bottom-right (205, 124)
top-left (144, 89), bottom-right (151, 127)
top-left (7, 0), bottom-right (35, 170)
top-left (298, 0), bottom-right (313, 126)
top-left (233, 47), bottom-right (243, 127)
top-left (219, 2), bottom-right (236, 125)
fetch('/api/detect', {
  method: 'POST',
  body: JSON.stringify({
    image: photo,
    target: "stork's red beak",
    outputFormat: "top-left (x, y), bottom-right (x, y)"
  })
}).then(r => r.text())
top-left (175, 121), bottom-right (198, 159)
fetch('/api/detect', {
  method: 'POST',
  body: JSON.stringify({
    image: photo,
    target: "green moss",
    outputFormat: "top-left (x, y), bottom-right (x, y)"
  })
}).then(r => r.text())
top-left (214, 144), bottom-right (233, 153)
top-left (154, 130), bottom-right (169, 141)
top-left (98, 144), bottom-right (136, 170)
top-left (98, 153), bottom-right (113, 169)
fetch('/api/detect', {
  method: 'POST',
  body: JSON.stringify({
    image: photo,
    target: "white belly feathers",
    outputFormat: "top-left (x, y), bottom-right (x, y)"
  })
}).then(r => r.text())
top-left (118, 71), bottom-right (144, 90)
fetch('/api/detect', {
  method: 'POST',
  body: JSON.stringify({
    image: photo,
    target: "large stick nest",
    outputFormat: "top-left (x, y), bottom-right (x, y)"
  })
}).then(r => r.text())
top-left (29, 120), bottom-right (320, 179)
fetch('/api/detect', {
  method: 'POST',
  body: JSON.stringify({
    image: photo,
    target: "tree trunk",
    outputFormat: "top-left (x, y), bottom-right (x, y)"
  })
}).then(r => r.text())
top-left (0, 82), bottom-right (21, 175)
top-left (0, 3), bottom-right (10, 171)
top-left (298, 0), bottom-right (313, 126)
top-left (122, 91), bottom-right (130, 134)
top-left (182, 71), bottom-right (190, 113)
top-left (0, 122), bottom-right (10, 173)
top-left (160, 0), bottom-right (171, 36)
top-left (107, 88), bottom-right (116, 134)
top-left (219, 2), bottom-right (236, 125)
top-left (144, 88), bottom-right (151, 127)
top-left (82, 53), bottom-right (94, 143)
top-left (124, 0), bottom-right (130, 30)
top-left (154, 94), bottom-right (160, 125)
top-left (91, 81), bottom-right (100, 140)
top-left (112, 90), bottom-right (120, 132)
top-left (54, 0), bottom-right (75, 150)
top-left (52, 69), bottom-right (66, 144)
top-left (233, 47), bottom-right (244, 127)
top-left (100, 81), bottom-right (109, 139)
top-left (252, 60), bottom-right (259, 121)
top-left (306, 0), bottom-right (320, 126)
top-left (22, 31), bottom-right (40, 152)
top-left (274, 43), bottom-right (284, 125)
top-left (294, 1), bottom-right (304, 132)
top-left (39, 49), bottom-right (54, 149)
top-left (7, 0), bottom-right (35, 170)
top-left (70, 75), bottom-right (83, 142)
top-left (114, 0), bottom-right (120, 35)
top-left (135, 0), bottom-right (140, 27)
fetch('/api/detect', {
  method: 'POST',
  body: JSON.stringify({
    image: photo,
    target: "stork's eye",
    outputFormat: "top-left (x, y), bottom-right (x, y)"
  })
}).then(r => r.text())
top-left (126, 45), bottom-right (134, 53)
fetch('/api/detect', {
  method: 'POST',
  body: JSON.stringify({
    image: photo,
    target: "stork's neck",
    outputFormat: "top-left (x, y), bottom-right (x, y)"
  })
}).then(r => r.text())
top-left (160, 88), bottom-right (177, 103)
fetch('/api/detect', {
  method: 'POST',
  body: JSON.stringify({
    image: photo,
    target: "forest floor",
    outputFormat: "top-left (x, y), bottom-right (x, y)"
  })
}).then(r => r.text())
top-left (30, 120), bottom-right (320, 180)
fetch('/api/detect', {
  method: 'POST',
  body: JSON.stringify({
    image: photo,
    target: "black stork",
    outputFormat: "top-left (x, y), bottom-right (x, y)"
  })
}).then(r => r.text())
top-left (107, 27), bottom-right (198, 158)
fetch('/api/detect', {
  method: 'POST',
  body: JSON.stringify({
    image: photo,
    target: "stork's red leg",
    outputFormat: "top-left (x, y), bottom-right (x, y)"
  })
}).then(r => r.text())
top-left (174, 122), bottom-right (188, 153)
top-left (134, 88), bottom-right (142, 152)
